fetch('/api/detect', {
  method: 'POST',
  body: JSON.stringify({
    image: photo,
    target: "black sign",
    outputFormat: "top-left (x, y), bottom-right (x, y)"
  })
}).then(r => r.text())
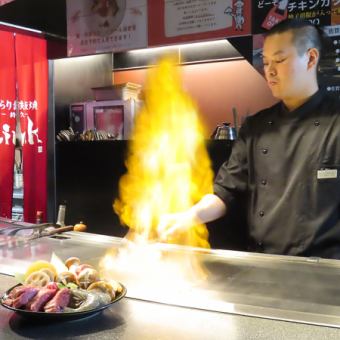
top-left (320, 24), bottom-right (340, 99)
top-left (252, 0), bottom-right (332, 34)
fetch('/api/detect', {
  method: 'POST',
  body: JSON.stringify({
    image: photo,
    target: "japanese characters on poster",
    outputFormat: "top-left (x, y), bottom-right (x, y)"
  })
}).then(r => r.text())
top-left (252, 0), bottom-right (333, 34)
top-left (148, 0), bottom-right (251, 47)
top-left (0, 100), bottom-right (41, 146)
top-left (164, 0), bottom-right (233, 37)
top-left (67, 0), bottom-right (147, 56)
top-left (320, 24), bottom-right (340, 98)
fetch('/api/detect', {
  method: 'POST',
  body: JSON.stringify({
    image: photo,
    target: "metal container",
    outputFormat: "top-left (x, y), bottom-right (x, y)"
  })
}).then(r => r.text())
top-left (211, 123), bottom-right (237, 140)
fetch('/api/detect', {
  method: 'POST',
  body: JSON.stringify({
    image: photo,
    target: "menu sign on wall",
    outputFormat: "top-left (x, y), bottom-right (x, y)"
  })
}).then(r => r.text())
top-left (67, 0), bottom-right (147, 56)
top-left (320, 24), bottom-right (340, 99)
top-left (252, 0), bottom-right (333, 34)
top-left (148, 0), bottom-right (251, 47)
top-left (164, 0), bottom-right (233, 37)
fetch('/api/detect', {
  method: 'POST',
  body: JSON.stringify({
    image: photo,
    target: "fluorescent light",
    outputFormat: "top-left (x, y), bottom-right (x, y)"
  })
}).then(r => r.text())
top-left (128, 39), bottom-right (229, 54)
top-left (0, 20), bottom-right (42, 34)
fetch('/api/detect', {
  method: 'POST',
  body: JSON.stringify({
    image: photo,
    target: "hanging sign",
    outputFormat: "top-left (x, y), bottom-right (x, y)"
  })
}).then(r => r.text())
top-left (148, 0), bottom-right (251, 47)
top-left (0, 0), bottom-right (15, 6)
top-left (67, 0), bottom-right (148, 56)
top-left (15, 34), bottom-right (48, 223)
top-left (252, 0), bottom-right (332, 34)
top-left (320, 24), bottom-right (340, 99)
top-left (0, 31), bottom-right (16, 219)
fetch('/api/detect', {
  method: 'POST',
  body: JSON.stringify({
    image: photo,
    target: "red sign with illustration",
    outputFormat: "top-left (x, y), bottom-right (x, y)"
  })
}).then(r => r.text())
top-left (16, 34), bottom-right (48, 223)
top-left (0, 30), bottom-right (48, 223)
top-left (148, 0), bottom-right (251, 47)
top-left (0, 0), bottom-right (15, 6)
top-left (0, 31), bottom-right (16, 219)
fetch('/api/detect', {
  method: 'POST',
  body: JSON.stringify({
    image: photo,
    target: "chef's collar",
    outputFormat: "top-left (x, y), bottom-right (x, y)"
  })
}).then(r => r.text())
top-left (279, 88), bottom-right (325, 118)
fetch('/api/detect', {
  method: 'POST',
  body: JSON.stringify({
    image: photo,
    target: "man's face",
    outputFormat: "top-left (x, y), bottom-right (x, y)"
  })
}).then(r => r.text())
top-left (262, 31), bottom-right (310, 101)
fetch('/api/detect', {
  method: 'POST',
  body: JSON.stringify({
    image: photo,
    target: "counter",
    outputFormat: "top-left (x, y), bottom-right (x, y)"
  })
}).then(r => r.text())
top-left (1, 232), bottom-right (340, 339)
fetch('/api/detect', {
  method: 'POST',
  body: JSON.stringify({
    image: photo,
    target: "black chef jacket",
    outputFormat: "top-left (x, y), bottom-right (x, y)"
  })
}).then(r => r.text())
top-left (214, 89), bottom-right (340, 258)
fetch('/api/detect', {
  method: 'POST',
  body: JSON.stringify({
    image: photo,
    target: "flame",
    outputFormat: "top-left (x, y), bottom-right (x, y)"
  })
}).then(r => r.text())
top-left (100, 57), bottom-right (214, 293)
top-left (114, 56), bottom-right (214, 248)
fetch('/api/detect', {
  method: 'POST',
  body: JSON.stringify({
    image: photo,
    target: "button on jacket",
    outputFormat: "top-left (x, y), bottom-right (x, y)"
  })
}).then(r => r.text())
top-left (214, 90), bottom-right (340, 257)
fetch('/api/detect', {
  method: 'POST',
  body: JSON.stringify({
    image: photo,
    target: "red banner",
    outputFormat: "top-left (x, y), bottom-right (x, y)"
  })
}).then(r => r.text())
top-left (0, 31), bottom-right (16, 218)
top-left (0, 0), bottom-right (15, 6)
top-left (15, 34), bottom-right (48, 223)
top-left (148, 0), bottom-right (251, 47)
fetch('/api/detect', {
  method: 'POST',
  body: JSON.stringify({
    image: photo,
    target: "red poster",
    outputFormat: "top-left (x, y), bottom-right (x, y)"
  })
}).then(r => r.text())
top-left (332, 0), bottom-right (340, 25)
top-left (0, 0), bottom-right (15, 5)
top-left (0, 31), bottom-right (16, 218)
top-left (148, 0), bottom-right (251, 47)
top-left (15, 34), bottom-right (48, 223)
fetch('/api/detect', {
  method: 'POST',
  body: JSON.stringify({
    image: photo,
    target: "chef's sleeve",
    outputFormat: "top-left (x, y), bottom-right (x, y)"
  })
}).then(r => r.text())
top-left (213, 119), bottom-right (249, 206)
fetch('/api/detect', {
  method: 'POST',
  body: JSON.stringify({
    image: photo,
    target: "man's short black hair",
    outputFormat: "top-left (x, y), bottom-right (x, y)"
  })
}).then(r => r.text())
top-left (265, 19), bottom-right (324, 58)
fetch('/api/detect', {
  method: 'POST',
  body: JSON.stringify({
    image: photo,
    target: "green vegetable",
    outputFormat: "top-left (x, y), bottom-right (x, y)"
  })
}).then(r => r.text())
top-left (57, 282), bottom-right (66, 289)
top-left (66, 282), bottom-right (78, 289)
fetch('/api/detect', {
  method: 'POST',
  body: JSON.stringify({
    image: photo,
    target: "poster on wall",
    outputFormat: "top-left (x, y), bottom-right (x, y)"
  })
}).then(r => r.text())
top-left (252, 0), bottom-right (332, 34)
top-left (15, 34), bottom-right (48, 223)
top-left (148, 0), bottom-right (251, 47)
top-left (332, 0), bottom-right (340, 25)
top-left (67, 0), bottom-right (147, 56)
top-left (0, 31), bottom-right (16, 219)
top-left (320, 24), bottom-right (340, 99)
top-left (0, 0), bottom-right (15, 6)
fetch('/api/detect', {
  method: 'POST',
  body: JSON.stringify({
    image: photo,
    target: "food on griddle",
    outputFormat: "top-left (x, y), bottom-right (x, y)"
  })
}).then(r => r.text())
top-left (65, 289), bottom-right (102, 312)
top-left (39, 268), bottom-right (56, 282)
top-left (56, 272), bottom-right (78, 286)
top-left (65, 257), bottom-right (81, 275)
top-left (26, 282), bottom-right (58, 312)
top-left (2, 257), bottom-right (123, 313)
top-left (77, 267), bottom-right (100, 289)
top-left (24, 271), bottom-right (51, 287)
top-left (44, 287), bottom-right (71, 313)
top-left (24, 260), bottom-right (57, 281)
top-left (88, 280), bottom-right (116, 300)
top-left (75, 263), bottom-right (94, 276)
top-left (3, 285), bottom-right (38, 309)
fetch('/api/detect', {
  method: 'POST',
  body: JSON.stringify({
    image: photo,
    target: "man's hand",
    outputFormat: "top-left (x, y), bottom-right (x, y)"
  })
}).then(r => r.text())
top-left (157, 209), bottom-right (200, 242)
top-left (157, 194), bottom-right (227, 242)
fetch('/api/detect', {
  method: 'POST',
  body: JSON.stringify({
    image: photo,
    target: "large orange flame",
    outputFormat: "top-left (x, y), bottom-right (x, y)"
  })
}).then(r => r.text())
top-left (114, 57), bottom-right (214, 248)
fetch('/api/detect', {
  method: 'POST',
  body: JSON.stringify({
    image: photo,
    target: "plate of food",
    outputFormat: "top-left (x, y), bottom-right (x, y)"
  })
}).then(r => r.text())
top-left (0, 255), bottom-right (126, 321)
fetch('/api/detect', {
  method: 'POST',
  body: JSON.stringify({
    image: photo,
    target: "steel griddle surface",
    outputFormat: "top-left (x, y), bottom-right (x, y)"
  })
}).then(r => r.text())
top-left (1, 232), bottom-right (340, 328)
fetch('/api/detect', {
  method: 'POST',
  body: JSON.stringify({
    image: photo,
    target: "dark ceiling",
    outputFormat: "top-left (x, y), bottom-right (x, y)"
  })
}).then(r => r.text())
top-left (0, 0), bottom-right (66, 38)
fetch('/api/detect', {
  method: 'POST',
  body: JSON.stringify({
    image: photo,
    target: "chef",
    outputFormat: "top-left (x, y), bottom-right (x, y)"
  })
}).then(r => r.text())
top-left (158, 19), bottom-right (340, 259)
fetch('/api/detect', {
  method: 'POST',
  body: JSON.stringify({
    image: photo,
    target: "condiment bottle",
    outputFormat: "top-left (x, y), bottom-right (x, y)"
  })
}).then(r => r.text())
top-left (36, 211), bottom-right (43, 224)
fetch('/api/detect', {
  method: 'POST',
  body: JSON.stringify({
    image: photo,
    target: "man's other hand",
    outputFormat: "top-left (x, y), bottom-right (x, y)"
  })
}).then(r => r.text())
top-left (157, 210), bottom-right (200, 242)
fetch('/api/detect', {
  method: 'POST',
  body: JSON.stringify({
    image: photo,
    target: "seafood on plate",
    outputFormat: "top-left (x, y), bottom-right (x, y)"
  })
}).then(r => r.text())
top-left (2, 257), bottom-right (124, 313)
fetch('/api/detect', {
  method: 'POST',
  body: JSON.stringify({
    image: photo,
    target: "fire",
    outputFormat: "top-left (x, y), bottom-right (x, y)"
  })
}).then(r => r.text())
top-left (100, 57), bottom-right (214, 294)
top-left (114, 56), bottom-right (214, 248)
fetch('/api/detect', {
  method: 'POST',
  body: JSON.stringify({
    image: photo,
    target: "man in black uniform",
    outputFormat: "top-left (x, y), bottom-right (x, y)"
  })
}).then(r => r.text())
top-left (158, 20), bottom-right (340, 259)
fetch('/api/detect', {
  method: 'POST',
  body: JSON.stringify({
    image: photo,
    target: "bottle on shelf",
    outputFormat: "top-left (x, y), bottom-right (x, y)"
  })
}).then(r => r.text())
top-left (36, 211), bottom-right (43, 224)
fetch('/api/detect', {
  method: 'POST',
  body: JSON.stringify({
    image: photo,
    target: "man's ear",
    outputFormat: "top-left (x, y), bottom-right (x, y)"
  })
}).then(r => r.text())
top-left (307, 47), bottom-right (319, 70)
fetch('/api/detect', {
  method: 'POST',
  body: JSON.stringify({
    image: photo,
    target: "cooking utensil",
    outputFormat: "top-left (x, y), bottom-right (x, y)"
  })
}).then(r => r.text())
top-left (211, 123), bottom-right (237, 140)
